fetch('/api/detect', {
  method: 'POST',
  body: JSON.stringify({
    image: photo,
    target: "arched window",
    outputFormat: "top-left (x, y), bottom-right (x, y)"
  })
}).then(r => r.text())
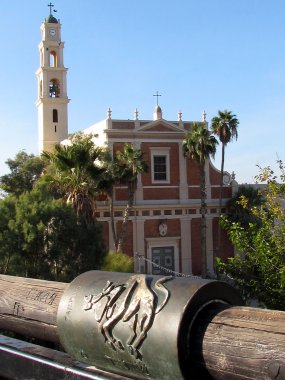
top-left (53, 109), bottom-right (58, 123)
top-left (50, 51), bottom-right (57, 67)
top-left (49, 79), bottom-right (60, 98)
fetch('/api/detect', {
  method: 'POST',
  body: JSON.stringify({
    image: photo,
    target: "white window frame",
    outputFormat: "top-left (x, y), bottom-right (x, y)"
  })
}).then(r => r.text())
top-left (150, 147), bottom-right (170, 184)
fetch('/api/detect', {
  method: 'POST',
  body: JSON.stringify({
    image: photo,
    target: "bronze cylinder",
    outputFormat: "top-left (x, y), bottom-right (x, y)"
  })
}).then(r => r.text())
top-left (57, 271), bottom-right (242, 379)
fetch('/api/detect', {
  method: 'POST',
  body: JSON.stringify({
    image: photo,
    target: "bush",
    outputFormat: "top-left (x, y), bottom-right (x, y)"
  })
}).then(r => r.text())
top-left (101, 251), bottom-right (134, 273)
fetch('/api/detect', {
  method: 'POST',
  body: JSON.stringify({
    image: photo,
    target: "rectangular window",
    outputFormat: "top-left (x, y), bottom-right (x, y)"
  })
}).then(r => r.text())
top-left (153, 156), bottom-right (167, 180)
top-left (53, 109), bottom-right (58, 123)
top-left (150, 148), bottom-right (170, 183)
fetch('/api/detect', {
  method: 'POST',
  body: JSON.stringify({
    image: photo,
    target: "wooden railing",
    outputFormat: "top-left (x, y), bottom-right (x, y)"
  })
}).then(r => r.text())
top-left (0, 271), bottom-right (285, 380)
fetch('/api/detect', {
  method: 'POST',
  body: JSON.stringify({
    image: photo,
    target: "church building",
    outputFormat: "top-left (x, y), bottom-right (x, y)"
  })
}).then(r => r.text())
top-left (36, 10), bottom-right (237, 276)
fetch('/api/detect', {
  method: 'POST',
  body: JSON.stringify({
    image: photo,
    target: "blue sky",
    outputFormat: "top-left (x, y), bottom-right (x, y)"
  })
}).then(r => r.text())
top-left (1, 0), bottom-right (284, 183)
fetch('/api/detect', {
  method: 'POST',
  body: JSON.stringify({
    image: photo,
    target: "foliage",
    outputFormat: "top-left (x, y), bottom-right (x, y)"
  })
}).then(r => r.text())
top-left (101, 251), bottom-right (134, 273)
top-left (41, 133), bottom-right (106, 227)
top-left (183, 123), bottom-right (217, 165)
top-left (217, 160), bottom-right (285, 310)
top-left (226, 185), bottom-right (263, 228)
top-left (183, 123), bottom-right (218, 277)
top-left (211, 110), bottom-right (239, 253)
top-left (114, 144), bottom-right (148, 253)
top-left (211, 110), bottom-right (239, 146)
top-left (98, 143), bottom-right (148, 253)
top-left (0, 151), bottom-right (46, 197)
top-left (0, 188), bottom-right (106, 281)
top-left (0, 147), bottom-right (107, 281)
top-left (43, 136), bottom-right (148, 254)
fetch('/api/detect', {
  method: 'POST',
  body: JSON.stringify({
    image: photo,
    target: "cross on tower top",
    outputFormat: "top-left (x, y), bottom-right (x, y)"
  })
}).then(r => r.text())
top-left (48, 3), bottom-right (57, 15)
top-left (153, 91), bottom-right (162, 106)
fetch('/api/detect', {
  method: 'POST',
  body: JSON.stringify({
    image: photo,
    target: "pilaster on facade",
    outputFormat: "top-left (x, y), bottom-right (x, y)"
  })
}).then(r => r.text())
top-left (206, 217), bottom-right (215, 276)
top-left (205, 159), bottom-right (211, 200)
top-left (132, 219), bottom-right (145, 272)
top-left (108, 220), bottom-right (116, 251)
top-left (135, 174), bottom-right (144, 202)
top-left (180, 218), bottom-right (192, 274)
top-left (178, 143), bottom-right (188, 201)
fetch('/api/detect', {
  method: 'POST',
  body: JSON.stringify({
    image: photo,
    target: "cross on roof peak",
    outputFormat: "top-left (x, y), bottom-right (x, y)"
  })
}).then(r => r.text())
top-left (153, 91), bottom-right (162, 106)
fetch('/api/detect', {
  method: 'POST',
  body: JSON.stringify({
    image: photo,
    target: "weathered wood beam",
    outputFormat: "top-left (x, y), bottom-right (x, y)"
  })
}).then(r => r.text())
top-left (191, 304), bottom-right (285, 380)
top-left (0, 274), bottom-right (67, 343)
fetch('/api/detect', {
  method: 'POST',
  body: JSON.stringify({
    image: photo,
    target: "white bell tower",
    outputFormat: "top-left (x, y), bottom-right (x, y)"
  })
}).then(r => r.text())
top-left (36, 5), bottom-right (69, 152)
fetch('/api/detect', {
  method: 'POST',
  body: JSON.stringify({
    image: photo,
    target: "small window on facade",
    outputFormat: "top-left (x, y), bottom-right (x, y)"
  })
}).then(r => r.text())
top-left (53, 109), bottom-right (58, 123)
top-left (153, 155), bottom-right (167, 181)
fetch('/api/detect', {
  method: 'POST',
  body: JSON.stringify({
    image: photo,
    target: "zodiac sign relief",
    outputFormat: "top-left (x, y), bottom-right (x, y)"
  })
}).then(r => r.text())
top-left (83, 275), bottom-right (172, 365)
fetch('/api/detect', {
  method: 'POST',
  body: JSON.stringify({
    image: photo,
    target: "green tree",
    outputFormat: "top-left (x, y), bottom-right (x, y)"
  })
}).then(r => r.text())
top-left (211, 110), bottom-right (239, 252)
top-left (0, 195), bottom-right (20, 274)
top-left (114, 144), bottom-right (148, 253)
top-left (0, 151), bottom-right (46, 197)
top-left (211, 110), bottom-right (239, 192)
top-left (0, 188), bottom-right (106, 281)
top-left (98, 144), bottom-right (148, 253)
top-left (42, 133), bottom-right (105, 227)
top-left (217, 161), bottom-right (285, 310)
top-left (226, 185), bottom-right (263, 228)
top-left (183, 123), bottom-right (218, 277)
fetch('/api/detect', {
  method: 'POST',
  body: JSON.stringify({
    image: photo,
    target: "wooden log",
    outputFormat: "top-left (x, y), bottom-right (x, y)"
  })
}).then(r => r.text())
top-left (191, 304), bottom-right (285, 380)
top-left (0, 275), bottom-right (67, 343)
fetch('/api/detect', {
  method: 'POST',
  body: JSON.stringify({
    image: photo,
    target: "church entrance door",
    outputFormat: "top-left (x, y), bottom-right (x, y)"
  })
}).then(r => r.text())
top-left (151, 246), bottom-right (174, 275)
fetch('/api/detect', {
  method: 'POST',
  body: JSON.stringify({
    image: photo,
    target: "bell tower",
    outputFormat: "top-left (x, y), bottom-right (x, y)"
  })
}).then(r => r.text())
top-left (36, 5), bottom-right (69, 152)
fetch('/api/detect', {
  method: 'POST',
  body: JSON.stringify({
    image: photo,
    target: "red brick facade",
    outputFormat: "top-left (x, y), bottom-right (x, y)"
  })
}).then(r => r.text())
top-left (88, 113), bottom-right (235, 276)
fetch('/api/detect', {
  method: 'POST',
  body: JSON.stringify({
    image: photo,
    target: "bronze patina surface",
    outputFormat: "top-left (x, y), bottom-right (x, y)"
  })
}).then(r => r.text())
top-left (57, 271), bottom-right (242, 380)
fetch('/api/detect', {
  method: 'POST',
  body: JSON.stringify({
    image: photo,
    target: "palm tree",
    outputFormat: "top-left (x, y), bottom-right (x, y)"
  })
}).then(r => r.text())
top-left (183, 123), bottom-right (218, 277)
top-left (42, 133), bottom-right (105, 228)
top-left (96, 151), bottom-right (119, 249)
top-left (114, 144), bottom-right (148, 253)
top-left (211, 110), bottom-right (239, 204)
top-left (211, 110), bottom-right (239, 253)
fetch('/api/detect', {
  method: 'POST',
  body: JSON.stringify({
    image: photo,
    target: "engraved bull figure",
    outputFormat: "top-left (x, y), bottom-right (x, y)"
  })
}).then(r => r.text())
top-left (84, 275), bottom-right (172, 359)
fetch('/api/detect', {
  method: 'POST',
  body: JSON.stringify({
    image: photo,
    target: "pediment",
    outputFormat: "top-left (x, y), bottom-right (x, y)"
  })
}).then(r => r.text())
top-left (137, 119), bottom-right (183, 133)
